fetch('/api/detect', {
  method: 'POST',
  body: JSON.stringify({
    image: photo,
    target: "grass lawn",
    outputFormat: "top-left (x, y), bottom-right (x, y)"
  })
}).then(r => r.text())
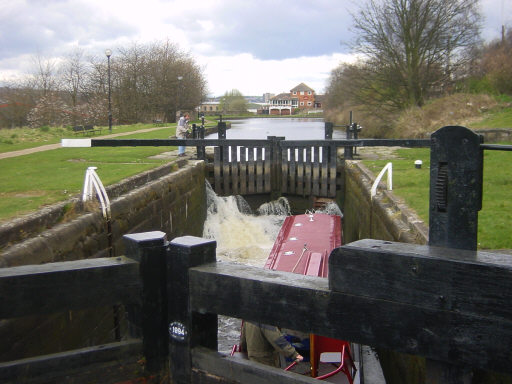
top-left (363, 145), bottom-right (512, 250)
top-left (0, 119), bottom-right (216, 153)
top-left (0, 126), bottom-right (184, 222)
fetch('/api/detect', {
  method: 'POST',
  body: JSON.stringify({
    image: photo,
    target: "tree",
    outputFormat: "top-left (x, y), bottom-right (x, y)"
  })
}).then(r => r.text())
top-left (59, 47), bottom-right (89, 108)
top-left (350, 0), bottom-right (482, 111)
top-left (474, 28), bottom-right (512, 95)
top-left (27, 94), bottom-right (71, 127)
top-left (219, 89), bottom-right (247, 114)
top-left (28, 54), bottom-right (59, 97)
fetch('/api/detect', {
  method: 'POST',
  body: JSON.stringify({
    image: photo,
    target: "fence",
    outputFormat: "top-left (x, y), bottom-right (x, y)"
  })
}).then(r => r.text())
top-left (88, 121), bottom-right (429, 199)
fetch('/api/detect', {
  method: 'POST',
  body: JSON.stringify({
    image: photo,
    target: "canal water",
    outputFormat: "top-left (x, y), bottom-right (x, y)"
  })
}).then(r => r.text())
top-left (205, 117), bottom-right (347, 140)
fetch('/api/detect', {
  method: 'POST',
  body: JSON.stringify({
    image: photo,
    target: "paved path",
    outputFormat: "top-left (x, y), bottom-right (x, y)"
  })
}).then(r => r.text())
top-left (0, 126), bottom-right (171, 160)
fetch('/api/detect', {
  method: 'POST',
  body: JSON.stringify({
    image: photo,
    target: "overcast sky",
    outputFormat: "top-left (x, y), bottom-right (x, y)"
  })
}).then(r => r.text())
top-left (1, 0), bottom-right (510, 97)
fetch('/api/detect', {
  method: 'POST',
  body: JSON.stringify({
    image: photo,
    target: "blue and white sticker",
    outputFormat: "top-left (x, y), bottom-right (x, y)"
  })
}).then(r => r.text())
top-left (169, 321), bottom-right (188, 342)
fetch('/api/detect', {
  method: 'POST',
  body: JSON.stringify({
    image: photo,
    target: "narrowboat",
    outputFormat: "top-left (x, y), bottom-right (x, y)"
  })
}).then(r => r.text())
top-left (235, 211), bottom-right (357, 383)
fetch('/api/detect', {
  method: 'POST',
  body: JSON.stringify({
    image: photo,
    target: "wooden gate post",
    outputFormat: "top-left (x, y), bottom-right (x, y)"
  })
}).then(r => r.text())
top-left (429, 126), bottom-right (483, 251)
top-left (427, 125), bottom-right (483, 383)
top-left (268, 136), bottom-right (284, 200)
top-left (167, 236), bottom-right (218, 384)
top-left (123, 231), bottom-right (169, 375)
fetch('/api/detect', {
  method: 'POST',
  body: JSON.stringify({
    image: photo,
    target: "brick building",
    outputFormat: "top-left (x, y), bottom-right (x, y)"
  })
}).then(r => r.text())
top-left (268, 83), bottom-right (323, 115)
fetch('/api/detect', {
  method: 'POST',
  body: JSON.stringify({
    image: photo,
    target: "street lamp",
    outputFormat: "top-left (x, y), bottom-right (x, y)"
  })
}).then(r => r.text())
top-left (105, 49), bottom-right (112, 133)
top-left (177, 75), bottom-right (183, 119)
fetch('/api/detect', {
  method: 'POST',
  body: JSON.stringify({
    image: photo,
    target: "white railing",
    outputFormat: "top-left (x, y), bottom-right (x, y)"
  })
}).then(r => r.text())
top-left (82, 166), bottom-right (111, 220)
top-left (371, 162), bottom-right (393, 200)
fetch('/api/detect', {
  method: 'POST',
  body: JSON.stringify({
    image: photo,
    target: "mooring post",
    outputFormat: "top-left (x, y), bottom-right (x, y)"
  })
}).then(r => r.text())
top-left (192, 123), bottom-right (205, 160)
top-left (167, 236), bottom-right (217, 384)
top-left (345, 112), bottom-right (354, 159)
top-left (325, 121), bottom-right (333, 139)
top-left (429, 126), bottom-right (483, 251)
top-left (218, 121), bottom-right (227, 139)
top-left (123, 231), bottom-right (169, 375)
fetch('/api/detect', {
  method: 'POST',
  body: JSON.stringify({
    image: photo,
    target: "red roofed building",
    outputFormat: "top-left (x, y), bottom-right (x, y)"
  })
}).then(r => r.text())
top-left (269, 83), bottom-right (323, 115)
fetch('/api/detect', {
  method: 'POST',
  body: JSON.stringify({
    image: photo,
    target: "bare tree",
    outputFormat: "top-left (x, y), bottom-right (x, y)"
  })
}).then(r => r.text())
top-left (351, 0), bottom-right (482, 110)
top-left (59, 47), bottom-right (89, 108)
top-left (0, 40), bottom-right (208, 128)
top-left (113, 41), bottom-right (207, 123)
top-left (28, 54), bottom-right (59, 97)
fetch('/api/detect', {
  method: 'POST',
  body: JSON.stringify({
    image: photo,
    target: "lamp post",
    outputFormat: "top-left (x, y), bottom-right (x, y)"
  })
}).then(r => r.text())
top-left (105, 49), bottom-right (112, 133)
top-left (176, 75), bottom-right (183, 121)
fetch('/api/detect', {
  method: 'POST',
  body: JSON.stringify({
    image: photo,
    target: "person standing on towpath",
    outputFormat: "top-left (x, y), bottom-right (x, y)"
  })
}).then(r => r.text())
top-left (175, 113), bottom-right (189, 157)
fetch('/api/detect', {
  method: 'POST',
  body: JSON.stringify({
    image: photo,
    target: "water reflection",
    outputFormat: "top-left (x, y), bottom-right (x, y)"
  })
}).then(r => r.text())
top-left (205, 117), bottom-right (346, 140)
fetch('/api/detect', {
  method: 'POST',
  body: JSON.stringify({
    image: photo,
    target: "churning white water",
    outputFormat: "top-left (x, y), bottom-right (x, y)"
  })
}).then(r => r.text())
top-left (203, 182), bottom-right (289, 268)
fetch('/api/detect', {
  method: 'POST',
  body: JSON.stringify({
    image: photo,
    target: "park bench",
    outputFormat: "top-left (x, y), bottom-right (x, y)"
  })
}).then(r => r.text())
top-left (73, 125), bottom-right (102, 135)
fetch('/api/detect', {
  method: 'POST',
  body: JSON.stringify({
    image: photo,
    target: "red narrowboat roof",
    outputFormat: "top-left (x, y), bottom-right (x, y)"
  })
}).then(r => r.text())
top-left (264, 213), bottom-right (342, 277)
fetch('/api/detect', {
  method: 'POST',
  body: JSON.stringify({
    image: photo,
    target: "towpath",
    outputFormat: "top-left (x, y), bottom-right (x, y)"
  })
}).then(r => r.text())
top-left (0, 126), bottom-right (170, 160)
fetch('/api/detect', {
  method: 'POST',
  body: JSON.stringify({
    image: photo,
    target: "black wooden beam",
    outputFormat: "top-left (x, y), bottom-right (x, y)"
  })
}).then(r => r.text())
top-left (188, 259), bottom-right (512, 374)
top-left (329, 239), bottom-right (512, 322)
top-left (191, 347), bottom-right (319, 384)
top-left (281, 139), bottom-right (431, 148)
top-left (89, 138), bottom-right (431, 149)
top-left (0, 257), bottom-right (140, 319)
top-left (0, 340), bottom-right (142, 384)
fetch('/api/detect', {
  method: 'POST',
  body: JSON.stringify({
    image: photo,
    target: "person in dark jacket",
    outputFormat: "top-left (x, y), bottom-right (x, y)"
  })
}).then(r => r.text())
top-left (240, 321), bottom-right (304, 367)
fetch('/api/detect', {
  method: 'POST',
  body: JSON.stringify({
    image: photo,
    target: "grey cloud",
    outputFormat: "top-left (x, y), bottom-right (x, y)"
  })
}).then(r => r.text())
top-left (0, 0), bottom-right (137, 59)
top-left (180, 1), bottom-right (355, 60)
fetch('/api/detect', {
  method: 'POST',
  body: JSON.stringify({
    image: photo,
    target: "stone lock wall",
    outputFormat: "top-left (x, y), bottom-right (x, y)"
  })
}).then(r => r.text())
top-left (0, 159), bottom-right (207, 361)
top-left (342, 160), bottom-right (428, 246)
top-left (0, 160), bottom-right (207, 266)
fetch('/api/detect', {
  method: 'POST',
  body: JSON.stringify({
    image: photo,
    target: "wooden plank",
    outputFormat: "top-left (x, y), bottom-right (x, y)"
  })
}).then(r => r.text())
top-left (240, 146), bottom-right (247, 195)
top-left (328, 144), bottom-right (337, 197)
top-left (304, 146), bottom-right (312, 196)
top-left (281, 148), bottom-right (289, 194)
top-left (297, 147), bottom-right (304, 195)
top-left (188, 261), bottom-right (512, 374)
top-left (256, 148), bottom-right (263, 193)
top-left (223, 145), bottom-right (230, 195)
top-left (289, 148), bottom-right (296, 194)
top-left (214, 147), bottom-right (222, 195)
top-left (264, 146), bottom-right (271, 193)
top-left (191, 347), bottom-right (319, 384)
top-left (248, 147), bottom-right (256, 194)
top-left (329, 239), bottom-right (512, 321)
top-left (320, 146), bottom-right (328, 196)
top-left (0, 257), bottom-right (140, 319)
top-left (0, 340), bottom-right (143, 384)
top-left (230, 145), bottom-right (239, 195)
top-left (312, 146), bottom-right (320, 196)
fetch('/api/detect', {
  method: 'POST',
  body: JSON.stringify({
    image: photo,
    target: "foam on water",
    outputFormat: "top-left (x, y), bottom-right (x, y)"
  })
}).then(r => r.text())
top-left (203, 182), bottom-right (289, 267)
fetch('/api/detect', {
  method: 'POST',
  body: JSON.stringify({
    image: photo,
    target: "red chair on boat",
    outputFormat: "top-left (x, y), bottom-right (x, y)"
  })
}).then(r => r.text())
top-left (285, 335), bottom-right (356, 383)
